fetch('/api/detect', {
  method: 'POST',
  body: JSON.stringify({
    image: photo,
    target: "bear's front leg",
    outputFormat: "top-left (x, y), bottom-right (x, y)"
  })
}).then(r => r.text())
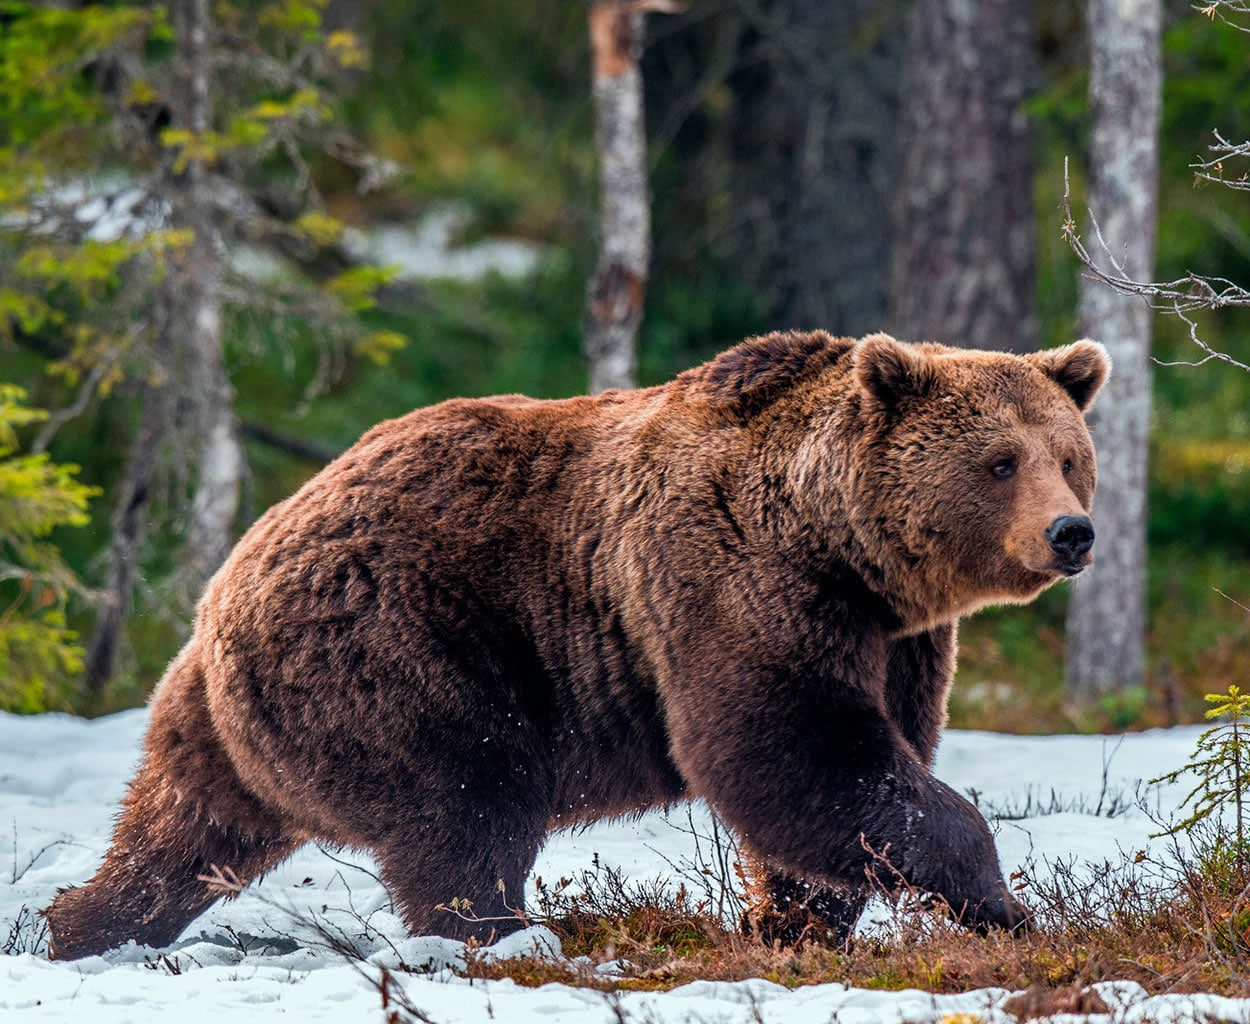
top-left (742, 625), bottom-right (963, 946)
top-left (663, 641), bottom-right (1025, 937)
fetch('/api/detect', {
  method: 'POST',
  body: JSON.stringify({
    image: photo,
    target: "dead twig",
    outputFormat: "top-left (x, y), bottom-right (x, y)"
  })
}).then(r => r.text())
top-left (1061, 156), bottom-right (1250, 374)
top-left (1196, 1), bottom-right (1250, 34)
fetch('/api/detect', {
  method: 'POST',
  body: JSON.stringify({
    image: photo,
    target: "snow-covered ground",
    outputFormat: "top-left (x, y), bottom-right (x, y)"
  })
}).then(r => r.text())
top-left (344, 201), bottom-right (545, 282)
top-left (1, 710), bottom-right (1242, 1023)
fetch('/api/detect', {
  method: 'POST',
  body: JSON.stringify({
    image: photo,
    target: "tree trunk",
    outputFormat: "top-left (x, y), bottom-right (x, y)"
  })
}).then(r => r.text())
top-left (725, 0), bottom-right (905, 336)
top-left (585, 1), bottom-right (655, 394)
top-left (83, 0), bottom-right (237, 697)
top-left (186, 364), bottom-right (241, 582)
top-left (82, 388), bottom-right (168, 700)
top-left (1065, 0), bottom-right (1161, 702)
top-left (170, 0), bottom-right (238, 590)
top-left (889, 0), bottom-right (1038, 352)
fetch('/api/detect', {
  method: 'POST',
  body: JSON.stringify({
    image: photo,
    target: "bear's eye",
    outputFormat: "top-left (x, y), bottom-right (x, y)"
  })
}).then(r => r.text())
top-left (1062, 458), bottom-right (1073, 475)
top-left (990, 458), bottom-right (1016, 480)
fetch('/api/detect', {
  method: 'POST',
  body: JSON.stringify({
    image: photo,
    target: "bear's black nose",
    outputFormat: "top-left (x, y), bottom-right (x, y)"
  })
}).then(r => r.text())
top-left (1046, 514), bottom-right (1095, 561)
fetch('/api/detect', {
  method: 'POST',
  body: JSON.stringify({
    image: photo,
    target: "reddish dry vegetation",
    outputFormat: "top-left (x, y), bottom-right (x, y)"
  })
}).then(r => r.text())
top-left (451, 843), bottom-right (1250, 1003)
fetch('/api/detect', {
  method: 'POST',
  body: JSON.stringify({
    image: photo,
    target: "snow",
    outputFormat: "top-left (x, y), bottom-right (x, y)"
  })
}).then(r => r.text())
top-left (343, 201), bottom-right (545, 282)
top-left (11, 178), bottom-right (544, 284)
top-left (0, 710), bottom-right (1240, 1022)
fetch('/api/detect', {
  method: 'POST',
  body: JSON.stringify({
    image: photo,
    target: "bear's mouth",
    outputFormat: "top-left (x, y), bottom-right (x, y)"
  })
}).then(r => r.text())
top-left (1025, 555), bottom-right (1090, 579)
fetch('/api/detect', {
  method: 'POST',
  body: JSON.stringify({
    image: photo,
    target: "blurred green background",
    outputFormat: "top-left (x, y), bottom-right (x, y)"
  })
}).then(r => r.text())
top-left (1, 0), bottom-right (1249, 729)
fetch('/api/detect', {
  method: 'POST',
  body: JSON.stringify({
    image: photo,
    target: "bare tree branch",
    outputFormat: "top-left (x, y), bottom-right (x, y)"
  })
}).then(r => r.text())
top-left (1154, 307), bottom-right (1250, 373)
top-left (1061, 156), bottom-right (1250, 373)
top-left (1192, 129), bottom-right (1250, 191)
top-left (1195, 1), bottom-right (1250, 33)
top-left (239, 420), bottom-right (336, 465)
top-left (31, 360), bottom-right (111, 455)
top-left (1062, 157), bottom-right (1250, 314)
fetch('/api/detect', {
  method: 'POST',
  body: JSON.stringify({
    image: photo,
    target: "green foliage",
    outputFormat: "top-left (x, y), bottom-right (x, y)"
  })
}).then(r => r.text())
top-left (1158, 11), bottom-right (1250, 282)
top-left (0, 386), bottom-right (96, 713)
top-left (0, 2), bottom-right (160, 371)
top-left (346, 0), bottom-right (589, 240)
top-left (1151, 685), bottom-right (1250, 857)
top-left (0, 0), bottom-right (402, 393)
top-left (0, 0), bottom-right (409, 706)
top-left (1150, 436), bottom-right (1250, 557)
top-left (325, 265), bottom-right (399, 313)
top-left (0, 2), bottom-right (159, 154)
top-left (1097, 686), bottom-right (1152, 732)
top-left (953, 556), bottom-right (1250, 734)
top-left (1, 0), bottom-right (1249, 714)
top-left (228, 261), bottom-right (588, 473)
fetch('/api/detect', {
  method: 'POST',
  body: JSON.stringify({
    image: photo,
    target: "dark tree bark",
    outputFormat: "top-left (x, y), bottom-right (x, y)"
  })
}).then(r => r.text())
top-left (585, 1), bottom-right (669, 394)
top-left (889, 0), bottom-right (1038, 352)
top-left (724, 0), bottom-right (905, 336)
top-left (1065, 0), bottom-right (1162, 701)
top-left (82, 387), bottom-right (169, 699)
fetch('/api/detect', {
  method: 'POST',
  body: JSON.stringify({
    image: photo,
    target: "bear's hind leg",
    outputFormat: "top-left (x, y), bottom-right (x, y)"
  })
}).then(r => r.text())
top-left (44, 754), bottom-right (299, 959)
top-left (377, 814), bottom-right (545, 944)
top-left (44, 651), bottom-right (299, 960)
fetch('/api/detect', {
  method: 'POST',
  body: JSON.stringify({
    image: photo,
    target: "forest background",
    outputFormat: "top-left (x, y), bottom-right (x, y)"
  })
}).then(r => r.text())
top-left (1, 0), bottom-right (1248, 732)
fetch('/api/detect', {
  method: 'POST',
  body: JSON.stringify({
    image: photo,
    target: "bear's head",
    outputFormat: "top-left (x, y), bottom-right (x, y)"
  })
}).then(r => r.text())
top-left (816, 333), bottom-right (1110, 628)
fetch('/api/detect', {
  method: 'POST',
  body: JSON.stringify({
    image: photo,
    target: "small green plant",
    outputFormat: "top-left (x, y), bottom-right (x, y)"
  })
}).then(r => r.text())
top-left (1151, 684), bottom-right (1250, 860)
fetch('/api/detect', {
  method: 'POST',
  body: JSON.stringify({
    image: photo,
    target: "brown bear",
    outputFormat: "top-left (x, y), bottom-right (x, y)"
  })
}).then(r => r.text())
top-left (44, 330), bottom-right (1109, 960)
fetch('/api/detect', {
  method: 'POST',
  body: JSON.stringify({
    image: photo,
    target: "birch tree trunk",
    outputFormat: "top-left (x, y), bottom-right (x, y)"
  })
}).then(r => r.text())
top-left (890, 0), bottom-right (1038, 352)
top-left (1065, 0), bottom-right (1161, 702)
top-left (171, 0), bottom-right (239, 590)
top-left (584, 1), bottom-right (655, 394)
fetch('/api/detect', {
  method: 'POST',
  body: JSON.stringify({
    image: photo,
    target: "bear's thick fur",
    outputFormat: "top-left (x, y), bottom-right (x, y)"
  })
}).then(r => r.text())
top-left (44, 331), bottom-right (1109, 959)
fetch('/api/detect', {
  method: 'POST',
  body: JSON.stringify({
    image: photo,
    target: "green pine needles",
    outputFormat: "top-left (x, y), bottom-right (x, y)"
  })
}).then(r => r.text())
top-left (1152, 684), bottom-right (1250, 854)
top-left (0, 385), bottom-right (96, 713)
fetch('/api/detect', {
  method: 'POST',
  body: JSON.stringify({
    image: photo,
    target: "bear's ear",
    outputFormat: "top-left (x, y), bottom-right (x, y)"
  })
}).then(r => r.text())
top-left (1027, 339), bottom-right (1111, 412)
top-left (698, 331), bottom-right (852, 410)
top-left (854, 333), bottom-right (938, 411)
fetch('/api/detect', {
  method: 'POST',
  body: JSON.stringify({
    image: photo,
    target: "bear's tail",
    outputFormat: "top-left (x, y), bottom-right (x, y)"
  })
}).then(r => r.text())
top-left (43, 649), bottom-right (298, 960)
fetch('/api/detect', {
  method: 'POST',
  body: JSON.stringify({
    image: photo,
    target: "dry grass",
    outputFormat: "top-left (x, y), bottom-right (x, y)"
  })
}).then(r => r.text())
top-left (2, 905), bottom-right (47, 957)
top-left (450, 832), bottom-right (1250, 1001)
